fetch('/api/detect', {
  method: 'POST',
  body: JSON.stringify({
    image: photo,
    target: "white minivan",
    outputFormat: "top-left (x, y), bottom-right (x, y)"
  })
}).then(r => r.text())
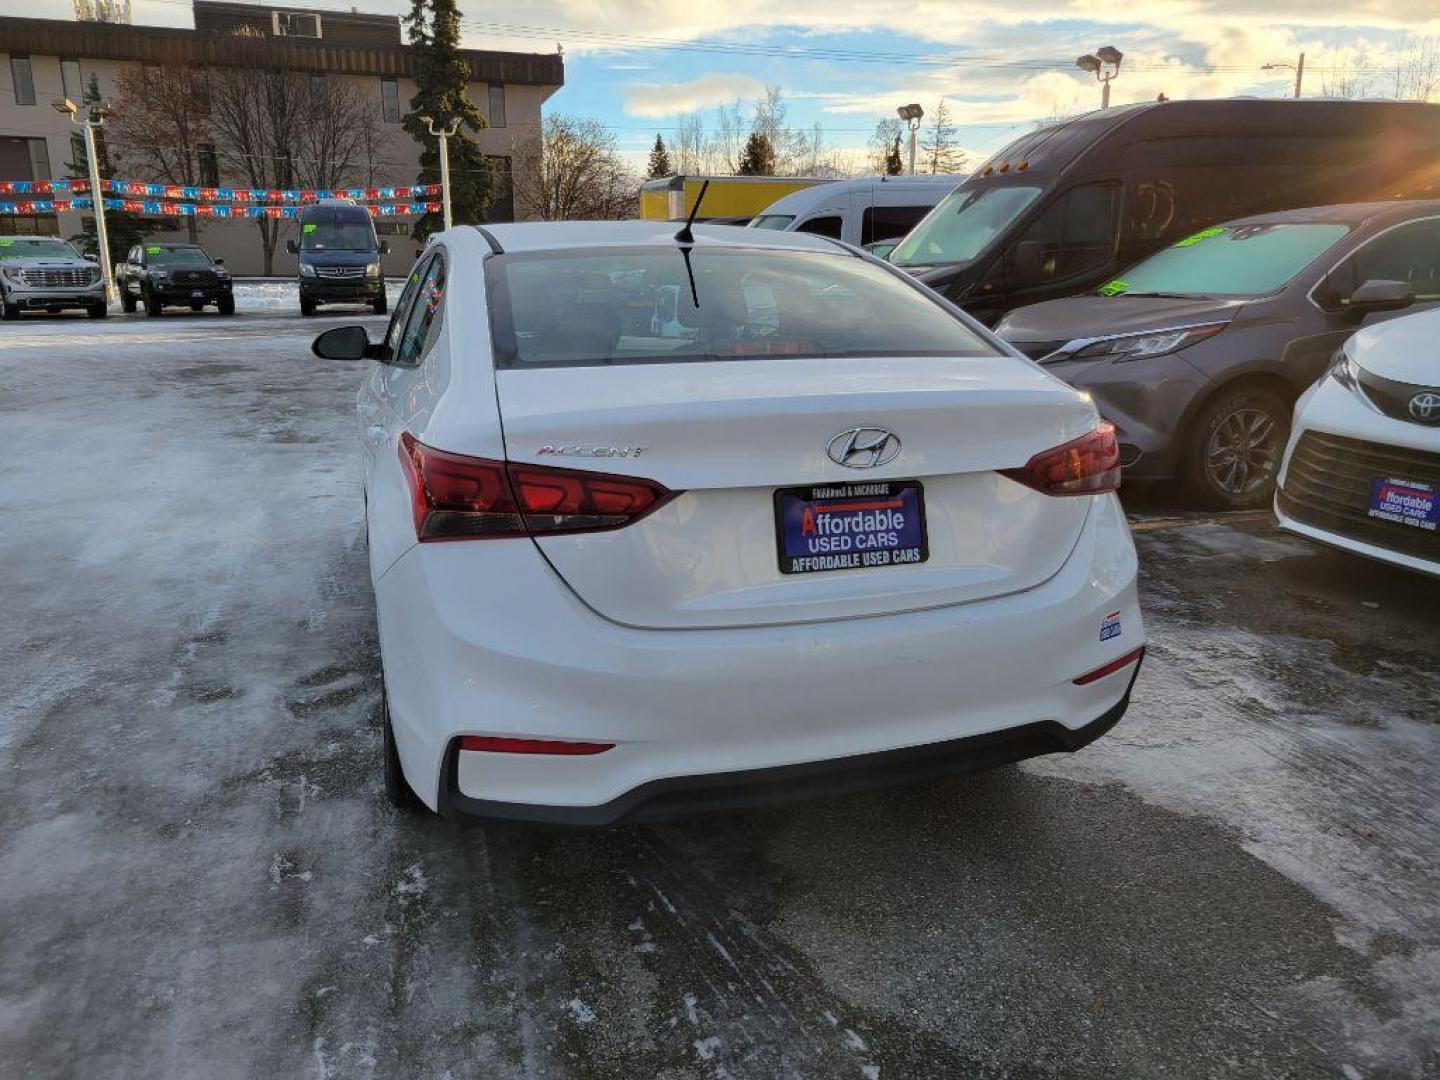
top-left (748, 175), bottom-right (963, 250)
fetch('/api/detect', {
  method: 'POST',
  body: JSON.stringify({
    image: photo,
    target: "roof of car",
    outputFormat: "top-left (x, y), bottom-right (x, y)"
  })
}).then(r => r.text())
top-left (474, 220), bottom-right (853, 255)
top-left (1224, 199), bottom-right (1440, 227)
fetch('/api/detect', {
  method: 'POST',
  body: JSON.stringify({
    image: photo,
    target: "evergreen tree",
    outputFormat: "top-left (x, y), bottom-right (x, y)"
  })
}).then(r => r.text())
top-left (884, 135), bottom-right (905, 176)
top-left (403, 0), bottom-right (493, 241)
top-left (647, 134), bottom-right (672, 179)
top-left (736, 131), bottom-right (775, 176)
top-left (66, 73), bottom-right (146, 266)
top-left (920, 99), bottom-right (967, 175)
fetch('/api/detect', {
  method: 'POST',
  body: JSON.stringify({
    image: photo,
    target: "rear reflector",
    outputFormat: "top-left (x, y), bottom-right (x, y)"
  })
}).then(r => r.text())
top-left (399, 432), bottom-right (677, 541)
top-left (1002, 420), bottom-right (1121, 496)
top-left (458, 735), bottom-right (615, 755)
top-left (1073, 645), bottom-right (1145, 686)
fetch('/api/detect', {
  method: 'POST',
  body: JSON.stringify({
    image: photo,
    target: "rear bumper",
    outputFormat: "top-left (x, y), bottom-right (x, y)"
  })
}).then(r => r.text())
top-left (375, 493), bottom-right (1144, 819)
top-left (436, 659), bottom-right (1142, 826)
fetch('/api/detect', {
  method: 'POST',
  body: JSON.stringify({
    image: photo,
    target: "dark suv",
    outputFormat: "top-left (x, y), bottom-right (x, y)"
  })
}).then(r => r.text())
top-left (995, 201), bottom-right (1440, 508)
top-left (118, 243), bottom-right (234, 316)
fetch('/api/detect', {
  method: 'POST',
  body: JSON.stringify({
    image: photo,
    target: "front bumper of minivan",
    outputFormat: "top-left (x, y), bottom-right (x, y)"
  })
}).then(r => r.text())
top-left (375, 492), bottom-right (1144, 823)
top-left (300, 280), bottom-right (384, 303)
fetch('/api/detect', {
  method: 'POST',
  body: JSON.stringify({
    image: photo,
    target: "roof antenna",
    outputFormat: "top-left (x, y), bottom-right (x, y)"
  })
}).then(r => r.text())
top-left (673, 179), bottom-right (710, 245)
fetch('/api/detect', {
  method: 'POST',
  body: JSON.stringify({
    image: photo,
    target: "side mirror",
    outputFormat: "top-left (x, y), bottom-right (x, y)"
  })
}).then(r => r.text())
top-left (379, 240), bottom-right (391, 255)
top-left (312, 325), bottom-right (382, 361)
top-left (1346, 278), bottom-right (1414, 319)
top-left (83, 253), bottom-right (98, 263)
top-left (1011, 240), bottom-right (1045, 285)
top-left (286, 239), bottom-right (299, 255)
top-left (214, 257), bottom-right (224, 266)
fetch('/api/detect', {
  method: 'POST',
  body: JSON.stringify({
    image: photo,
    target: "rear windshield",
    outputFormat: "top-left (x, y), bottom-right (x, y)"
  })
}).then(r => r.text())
top-left (149, 247), bottom-right (211, 266)
top-left (1099, 223), bottom-right (1351, 298)
top-left (0, 238), bottom-right (77, 260)
top-left (301, 218), bottom-right (377, 251)
top-left (486, 246), bottom-right (1000, 368)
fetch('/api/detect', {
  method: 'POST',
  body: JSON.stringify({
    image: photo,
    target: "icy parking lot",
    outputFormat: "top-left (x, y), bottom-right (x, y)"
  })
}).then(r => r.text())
top-left (2, 299), bottom-right (1440, 1079)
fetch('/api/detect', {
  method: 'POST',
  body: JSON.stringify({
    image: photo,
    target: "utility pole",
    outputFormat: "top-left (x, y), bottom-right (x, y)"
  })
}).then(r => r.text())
top-left (421, 115), bottom-right (460, 231)
top-left (53, 96), bottom-right (115, 304)
top-left (1264, 53), bottom-right (1305, 98)
top-left (896, 104), bottom-right (924, 176)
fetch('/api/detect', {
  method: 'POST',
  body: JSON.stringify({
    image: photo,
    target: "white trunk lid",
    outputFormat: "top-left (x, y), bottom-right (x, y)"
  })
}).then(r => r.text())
top-left (496, 355), bottom-right (1099, 629)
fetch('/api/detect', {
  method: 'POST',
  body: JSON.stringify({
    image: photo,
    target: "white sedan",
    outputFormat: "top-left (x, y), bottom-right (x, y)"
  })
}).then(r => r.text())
top-left (312, 221), bottom-right (1144, 825)
top-left (1276, 305), bottom-right (1440, 577)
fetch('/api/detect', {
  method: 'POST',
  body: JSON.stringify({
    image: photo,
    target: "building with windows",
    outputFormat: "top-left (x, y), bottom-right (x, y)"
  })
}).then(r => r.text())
top-left (0, 1), bottom-right (563, 274)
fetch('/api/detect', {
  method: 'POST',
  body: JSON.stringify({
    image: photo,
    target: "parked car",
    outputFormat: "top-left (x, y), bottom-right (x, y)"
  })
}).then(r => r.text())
top-left (312, 221), bottom-right (1144, 825)
top-left (0, 235), bottom-right (106, 319)
top-left (747, 174), bottom-right (962, 247)
top-left (888, 98), bottom-right (1440, 326)
top-left (117, 243), bottom-right (234, 316)
top-left (287, 200), bottom-right (389, 317)
top-left (994, 201), bottom-right (1440, 508)
top-left (1276, 306), bottom-right (1440, 577)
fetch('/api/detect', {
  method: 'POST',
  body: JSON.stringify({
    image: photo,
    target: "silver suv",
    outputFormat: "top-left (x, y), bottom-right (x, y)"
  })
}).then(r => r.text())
top-left (0, 236), bottom-right (107, 320)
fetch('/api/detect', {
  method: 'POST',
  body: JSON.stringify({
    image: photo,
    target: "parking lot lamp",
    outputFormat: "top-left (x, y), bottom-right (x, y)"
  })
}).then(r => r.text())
top-left (1263, 53), bottom-right (1306, 98)
top-left (52, 96), bottom-right (116, 304)
top-left (896, 104), bottom-right (924, 175)
top-left (1076, 47), bottom-right (1124, 108)
top-left (421, 115), bottom-right (461, 231)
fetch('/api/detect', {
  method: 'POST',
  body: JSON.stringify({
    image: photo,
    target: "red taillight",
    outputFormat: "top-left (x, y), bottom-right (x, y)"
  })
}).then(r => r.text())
top-left (398, 432), bottom-right (676, 542)
top-left (1001, 421), bottom-right (1121, 496)
top-left (458, 735), bottom-right (614, 755)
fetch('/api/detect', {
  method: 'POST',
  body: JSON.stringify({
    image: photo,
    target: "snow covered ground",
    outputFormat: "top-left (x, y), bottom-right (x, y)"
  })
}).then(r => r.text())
top-left (2, 314), bottom-right (1439, 1078)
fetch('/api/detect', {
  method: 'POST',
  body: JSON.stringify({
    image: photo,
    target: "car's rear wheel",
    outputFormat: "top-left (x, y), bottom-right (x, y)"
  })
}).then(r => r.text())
top-left (1183, 386), bottom-right (1291, 510)
top-left (218, 295), bottom-right (235, 316)
top-left (381, 688), bottom-right (425, 812)
top-left (143, 288), bottom-right (163, 317)
top-left (120, 289), bottom-right (136, 313)
top-left (87, 302), bottom-right (108, 319)
top-left (300, 297), bottom-right (317, 317)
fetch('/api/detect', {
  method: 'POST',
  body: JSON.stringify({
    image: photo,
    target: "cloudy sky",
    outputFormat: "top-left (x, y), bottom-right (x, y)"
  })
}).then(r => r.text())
top-left (15, 0), bottom-right (1440, 167)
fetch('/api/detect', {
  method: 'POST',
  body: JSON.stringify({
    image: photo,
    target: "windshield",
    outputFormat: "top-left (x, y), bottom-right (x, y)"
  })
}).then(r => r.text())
top-left (301, 220), bottom-right (377, 251)
top-left (149, 247), bottom-right (212, 266)
top-left (891, 185), bottom-right (1042, 267)
top-left (1099, 223), bottom-right (1352, 298)
top-left (749, 215), bottom-right (796, 231)
top-left (0, 238), bottom-right (78, 261)
top-left (488, 247), bottom-right (999, 368)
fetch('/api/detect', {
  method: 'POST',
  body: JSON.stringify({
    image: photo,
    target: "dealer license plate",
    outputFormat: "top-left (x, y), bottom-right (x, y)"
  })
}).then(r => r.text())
top-left (774, 480), bottom-right (928, 575)
top-left (1367, 476), bottom-right (1440, 532)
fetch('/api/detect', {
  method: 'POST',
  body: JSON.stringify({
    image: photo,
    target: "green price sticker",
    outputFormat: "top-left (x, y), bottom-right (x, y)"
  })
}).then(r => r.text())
top-left (303, 223), bottom-right (318, 234)
top-left (1173, 226), bottom-right (1227, 248)
top-left (1098, 279), bottom-right (1129, 297)
top-left (146, 246), bottom-right (162, 254)
top-left (0, 239), bottom-right (12, 247)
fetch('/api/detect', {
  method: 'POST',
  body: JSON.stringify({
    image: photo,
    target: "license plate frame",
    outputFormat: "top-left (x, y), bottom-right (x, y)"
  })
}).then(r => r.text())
top-left (1367, 476), bottom-right (1440, 532)
top-left (773, 479), bottom-right (928, 576)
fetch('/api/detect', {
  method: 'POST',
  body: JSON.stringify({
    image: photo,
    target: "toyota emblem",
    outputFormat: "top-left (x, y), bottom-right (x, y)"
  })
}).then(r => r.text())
top-left (827, 427), bottom-right (902, 469)
top-left (1408, 391), bottom-right (1440, 425)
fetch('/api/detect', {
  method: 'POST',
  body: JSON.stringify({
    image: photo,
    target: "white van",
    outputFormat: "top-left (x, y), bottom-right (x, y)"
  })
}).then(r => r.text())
top-left (747, 174), bottom-right (963, 249)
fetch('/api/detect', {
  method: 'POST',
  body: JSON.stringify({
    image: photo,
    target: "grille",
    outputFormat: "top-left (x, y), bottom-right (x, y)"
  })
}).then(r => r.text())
top-left (171, 269), bottom-right (217, 287)
top-left (316, 266), bottom-right (364, 280)
top-left (22, 268), bottom-right (92, 287)
top-left (1278, 431), bottom-right (1440, 561)
top-left (1358, 368), bottom-right (1440, 426)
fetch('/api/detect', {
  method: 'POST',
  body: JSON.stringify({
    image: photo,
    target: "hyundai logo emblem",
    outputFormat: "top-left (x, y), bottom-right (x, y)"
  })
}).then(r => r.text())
top-left (1408, 391), bottom-right (1440, 425)
top-left (827, 427), bottom-right (901, 469)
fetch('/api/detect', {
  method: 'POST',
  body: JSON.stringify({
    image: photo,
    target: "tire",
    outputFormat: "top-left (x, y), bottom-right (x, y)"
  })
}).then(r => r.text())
top-left (120, 289), bottom-right (136, 313)
top-left (87, 302), bottom-right (108, 319)
top-left (1, 300), bottom-right (19, 321)
top-left (217, 295), bottom-right (235, 316)
top-left (300, 297), bottom-right (317, 317)
top-left (1182, 385), bottom-right (1292, 510)
top-left (189, 302), bottom-right (204, 312)
top-left (372, 294), bottom-right (388, 315)
top-left (382, 690), bottom-right (425, 812)
top-left (144, 288), bottom-right (163, 318)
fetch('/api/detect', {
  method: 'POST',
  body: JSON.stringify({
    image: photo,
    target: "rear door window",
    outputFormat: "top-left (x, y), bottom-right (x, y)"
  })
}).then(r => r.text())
top-left (861, 204), bottom-right (931, 245)
top-left (487, 246), bottom-right (1000, 368)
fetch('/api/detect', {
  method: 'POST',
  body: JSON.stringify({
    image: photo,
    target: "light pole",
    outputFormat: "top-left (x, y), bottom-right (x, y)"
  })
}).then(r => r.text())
top-left (1076, 46), bottom-right (1124, 109)
top-left (52, 96), bottom-right (116, 304)
top-left (420, 115), bottom-right (460, 231)
top-left (896, 103), bottom-right (924, 175)
top-left (1263, 53), bottom-right (1306, 98)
